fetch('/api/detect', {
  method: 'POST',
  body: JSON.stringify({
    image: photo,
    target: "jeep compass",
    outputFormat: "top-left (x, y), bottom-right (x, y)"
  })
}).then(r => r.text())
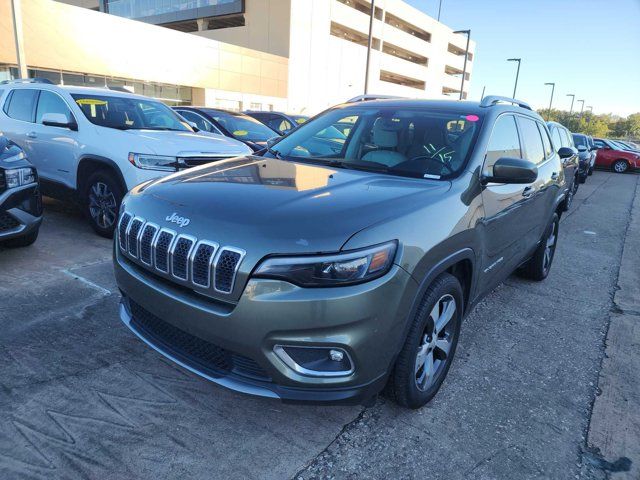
top-left (114, 97), bottom-right (567, 408)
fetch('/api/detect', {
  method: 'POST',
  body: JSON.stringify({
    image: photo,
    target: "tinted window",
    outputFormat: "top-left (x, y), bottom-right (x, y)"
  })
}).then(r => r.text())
top-left (5, 89), bottom-right (38, 122)
top-left (202, 109), bottom-right (278, 142)
top-left (71, 94), bottom-right (189, 131)
top-left (550, 127), bottom-right (563, 151)
top-left (484, 115), bottom-right (521, 171)
top-left (177, 110), bottom-right (219, 133)
top-left (538, 123), bottom-right (553, 158)
top-left (266, 116), bottom-right (292, 134)
top-left (36, 91), bottom-right (74, 124)
top-left (518, 117), bottom-right (545, 165)
top-left (572, 134), bottom-right (587, 148)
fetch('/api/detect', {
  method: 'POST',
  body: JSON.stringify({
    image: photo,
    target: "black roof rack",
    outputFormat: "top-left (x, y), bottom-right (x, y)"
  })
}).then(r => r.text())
top-left (0, 78), bottom-right (54, 85)
top-left (479, 95), bottom-right (531, 110)
top-left (346, 94), bottom-right (405, 103)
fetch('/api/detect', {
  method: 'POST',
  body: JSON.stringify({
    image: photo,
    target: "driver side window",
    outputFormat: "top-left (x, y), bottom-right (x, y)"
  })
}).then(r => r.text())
top-left (179, 110), bottom-right (218, 133)
top-left (484, 115), bottom-right (521, 174)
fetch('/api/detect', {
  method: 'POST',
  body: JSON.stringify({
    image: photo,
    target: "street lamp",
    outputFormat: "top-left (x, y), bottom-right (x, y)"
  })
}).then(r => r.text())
top-left (577, 99), bottom-right (585, 117)
top-left (544, 82), bottom-right (555, 120)
top-left (507, 58), bottom-right (521, 98)
top-left (437, 0), bottom-right (444, 21)
top-left (567, 93), bottom-right (575, 114)
top-left (453, 29), bottom-right (471, 100)
top-left (364, 0), bottom-right (376, 94)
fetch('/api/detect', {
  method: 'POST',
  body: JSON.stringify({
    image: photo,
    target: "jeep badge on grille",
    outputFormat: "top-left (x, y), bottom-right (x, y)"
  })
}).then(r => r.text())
top-left (166, 212), bottom-right (190, 228)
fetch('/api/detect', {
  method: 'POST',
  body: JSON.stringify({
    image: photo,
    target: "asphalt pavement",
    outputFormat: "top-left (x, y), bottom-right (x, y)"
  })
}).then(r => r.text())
top-left (0, 170), bottom-right (638, 480)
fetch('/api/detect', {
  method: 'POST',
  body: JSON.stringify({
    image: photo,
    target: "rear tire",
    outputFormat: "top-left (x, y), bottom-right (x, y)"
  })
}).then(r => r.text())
top-left (1, 228), bottom-right (39, 248)
top-left (588, 166), bottom-right (594, 176)
top-left (518, 213), bottom-right (559, 281)
top-left (386, 273), bottom-right (463, 409)
top-left (83, 170), bottom-right (124, 238)
top-left (612, 160), bottom-right (629, 174)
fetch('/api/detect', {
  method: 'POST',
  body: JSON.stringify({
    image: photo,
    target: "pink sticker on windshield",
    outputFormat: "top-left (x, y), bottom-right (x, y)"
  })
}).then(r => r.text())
top-left (465, 114), bottom-right (479, 122)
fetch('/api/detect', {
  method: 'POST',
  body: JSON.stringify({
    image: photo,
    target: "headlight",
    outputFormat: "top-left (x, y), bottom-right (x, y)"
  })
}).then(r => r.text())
top-left (253, 241), bottom-right (397, 287)
top-left (128, 153), bottom-right (177, 172)
top-left (5, 167), bottom-right (36, 189)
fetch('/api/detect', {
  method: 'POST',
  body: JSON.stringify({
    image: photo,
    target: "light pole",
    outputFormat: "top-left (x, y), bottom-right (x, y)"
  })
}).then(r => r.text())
top-left (567, 93), bottom-right (575, 114)
top-left (10, 0), bottom-right (28, 79)
top-left (480, 85), bottom-right (486, 100)
top-left (577, 99), bottom-right (585, 117)
top-left (364, 0), bottom-right (375, 94)
top-left (437, 0), bottom-right (443, 21)
top-left (507, 58), bottom-right (521, 98)
top-left (453, 29), bottom-right (471, 100)
top-left (544, 82), bottom-right (555, 120)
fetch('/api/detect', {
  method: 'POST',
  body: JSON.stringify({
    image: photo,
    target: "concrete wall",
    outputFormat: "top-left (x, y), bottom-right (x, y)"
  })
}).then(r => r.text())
top-left (194, 0), bottom-right (292, 58)
top-left (0, 0), bottom-right (288, 104)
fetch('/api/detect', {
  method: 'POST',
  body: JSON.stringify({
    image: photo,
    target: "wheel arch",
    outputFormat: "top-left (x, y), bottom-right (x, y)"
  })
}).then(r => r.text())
top-left (76, 155), bottom-right (127, 197)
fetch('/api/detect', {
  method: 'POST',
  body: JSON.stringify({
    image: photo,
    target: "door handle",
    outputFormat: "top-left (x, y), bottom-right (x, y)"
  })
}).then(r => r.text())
top-left (27, 132), bottom-right (37, 139)
top-left (522, 186), bottom-right (535, 198)
top-left (551, 172), bottom-right (559, 180)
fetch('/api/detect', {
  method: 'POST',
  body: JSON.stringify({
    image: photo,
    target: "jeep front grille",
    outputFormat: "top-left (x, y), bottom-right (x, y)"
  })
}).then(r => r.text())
top-left (118, 213), bottom-right (245, 295)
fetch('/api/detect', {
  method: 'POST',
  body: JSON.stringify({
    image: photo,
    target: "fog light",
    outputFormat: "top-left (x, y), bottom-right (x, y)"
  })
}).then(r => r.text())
top-left (273, 345), bottom-right (353, 377)
top-left (329, 349), bottom-right (344, 362)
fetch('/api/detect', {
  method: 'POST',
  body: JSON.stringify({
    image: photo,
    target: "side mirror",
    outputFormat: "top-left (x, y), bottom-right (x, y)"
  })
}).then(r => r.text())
top-left (483, 157), bottom-right (538, 184)
top-left (266, 136), bottom-right (280, 149)
top-left (42, 112), bottom-right (77, 131)
top-left (187, 121), bottom-right (199, 132)
top-left (558, 146), bottom-right (577, 159)
top-left (577, 145), bottom-right (587, 152)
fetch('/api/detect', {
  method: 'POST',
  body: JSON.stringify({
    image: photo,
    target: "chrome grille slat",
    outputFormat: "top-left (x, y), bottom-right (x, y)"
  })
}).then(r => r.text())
top-left (171, 235), bottom-right (196, 281)
top-left (154, 228), bottom-right (176, 274)
top-left (118, 213), bottom-right (132, 251)
top-left (118, 212), bottom-right (245, 295)
top-left (139, 223), bottom-right (159, 266)
top-left (127, 217), bottom-right (144, 258)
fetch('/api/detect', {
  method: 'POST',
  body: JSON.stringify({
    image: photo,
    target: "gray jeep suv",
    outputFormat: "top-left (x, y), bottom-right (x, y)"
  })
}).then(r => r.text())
top-left (114, 96), bottom-right (568, 408)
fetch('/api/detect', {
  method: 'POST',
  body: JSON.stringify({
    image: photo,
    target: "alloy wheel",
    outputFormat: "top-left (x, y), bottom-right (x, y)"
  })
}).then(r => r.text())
top-left (614, 161), bottom-right (628, 173)
top-left (543, 221), bottom-right (557, 273)
top-left (88, 181), bottom-right (117, 229)
top-left (414, 294), bottom-right (457, 392)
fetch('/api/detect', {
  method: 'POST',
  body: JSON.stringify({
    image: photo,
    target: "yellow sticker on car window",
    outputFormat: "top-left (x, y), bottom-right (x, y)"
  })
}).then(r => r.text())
top-left (75, 99), bottom-right (108, 106)
top-left (295, 118), bottom-right (307, 124)
top-left (233, 130), bottom-right (248, 136)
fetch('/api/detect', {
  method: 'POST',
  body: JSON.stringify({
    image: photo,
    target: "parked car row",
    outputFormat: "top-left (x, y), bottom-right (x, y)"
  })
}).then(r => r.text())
top-left (0, 81), bottom-right (629, 409)
top-left (593, 137), bottom-right (640, 173)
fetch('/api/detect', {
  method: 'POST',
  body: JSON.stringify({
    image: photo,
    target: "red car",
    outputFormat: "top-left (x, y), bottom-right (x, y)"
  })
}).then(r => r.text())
top-left (593, 138), bottom-right (640, 173)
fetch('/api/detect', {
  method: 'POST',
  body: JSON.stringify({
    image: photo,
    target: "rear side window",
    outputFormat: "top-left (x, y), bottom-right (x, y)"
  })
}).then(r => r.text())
top-left (594, 139), bottom-right (606, 148)
top-left (560, 128), bottom-right (574, 148)
top-left (538, 123), bottom-right (553, 158)
top-left (5, 89), bottom-right (38, 122)
top-left (550, 127), bottom-right (562, 151)
top-left (484, 115), bottom-right (521, 172)
top-left (36, 91), bottom-right (74, 124)
top-left (518, 117), bottom-right (545, 165)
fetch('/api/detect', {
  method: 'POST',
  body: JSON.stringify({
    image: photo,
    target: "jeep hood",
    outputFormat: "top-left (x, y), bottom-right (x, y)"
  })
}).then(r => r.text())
top-left (124, 157), bottom-right (450, 255)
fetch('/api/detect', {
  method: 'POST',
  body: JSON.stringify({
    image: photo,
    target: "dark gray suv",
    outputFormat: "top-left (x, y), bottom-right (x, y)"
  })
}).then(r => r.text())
top-left (114, 96), bottom-right (568, 409)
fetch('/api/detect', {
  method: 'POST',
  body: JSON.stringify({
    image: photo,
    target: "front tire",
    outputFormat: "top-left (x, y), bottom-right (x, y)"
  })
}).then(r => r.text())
top-left (518, 213), bottom-right (559, 281)
top-left (612, 160), bottom-right (629, 174)
top-left (386, 273), bottom-right (463, 409)
top-left (83, 170), bottom-right (124, 238)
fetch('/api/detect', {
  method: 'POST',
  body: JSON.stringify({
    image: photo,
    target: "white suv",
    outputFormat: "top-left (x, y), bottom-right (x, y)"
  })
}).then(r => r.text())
top-left (0, 80), bottom-right (251, 237)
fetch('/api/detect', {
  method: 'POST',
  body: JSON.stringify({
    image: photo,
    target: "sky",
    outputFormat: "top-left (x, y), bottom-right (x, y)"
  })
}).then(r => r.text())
top-left (405, 0), bottom-right (640, 117)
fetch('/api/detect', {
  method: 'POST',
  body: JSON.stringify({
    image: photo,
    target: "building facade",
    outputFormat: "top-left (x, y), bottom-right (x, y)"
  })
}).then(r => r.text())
top-left (2, 0), bottom-right (475, 114)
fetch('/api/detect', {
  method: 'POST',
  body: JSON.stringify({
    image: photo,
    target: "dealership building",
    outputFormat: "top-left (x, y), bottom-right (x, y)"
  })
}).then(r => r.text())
top-left (1, 0), bottom-right (476, 114)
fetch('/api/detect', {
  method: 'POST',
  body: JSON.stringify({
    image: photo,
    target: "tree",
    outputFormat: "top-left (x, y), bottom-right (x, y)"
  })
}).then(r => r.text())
top-left (537, 109), bottom-right (639, 140)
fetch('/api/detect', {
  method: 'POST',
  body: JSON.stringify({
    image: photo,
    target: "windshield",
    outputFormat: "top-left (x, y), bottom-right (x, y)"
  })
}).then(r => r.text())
top-left (572, 134), bottom-right (587, 147)
top-left (71, 94), bottom-right (190, 131)
top-left (202, 109), bottom-right (276, 142)
top-left (267, 107), bottom-right (482, 179)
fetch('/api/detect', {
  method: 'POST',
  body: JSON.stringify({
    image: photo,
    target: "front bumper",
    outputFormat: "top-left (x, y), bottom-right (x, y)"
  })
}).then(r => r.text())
top-left (0, 183), bottom-right (42, 240)
top-left (114, 248), bottom-right (417, 404)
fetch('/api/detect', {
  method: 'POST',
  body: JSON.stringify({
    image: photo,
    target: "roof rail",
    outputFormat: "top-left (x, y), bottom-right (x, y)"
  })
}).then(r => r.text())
top-left (479, 95), bottom-right (531, 110)
top-left (346, 94), bottom-right (405, 103)
top-left (0, 77), bottom-right (54, 85)
top-left (107, 85), bottom-right (135, 93)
